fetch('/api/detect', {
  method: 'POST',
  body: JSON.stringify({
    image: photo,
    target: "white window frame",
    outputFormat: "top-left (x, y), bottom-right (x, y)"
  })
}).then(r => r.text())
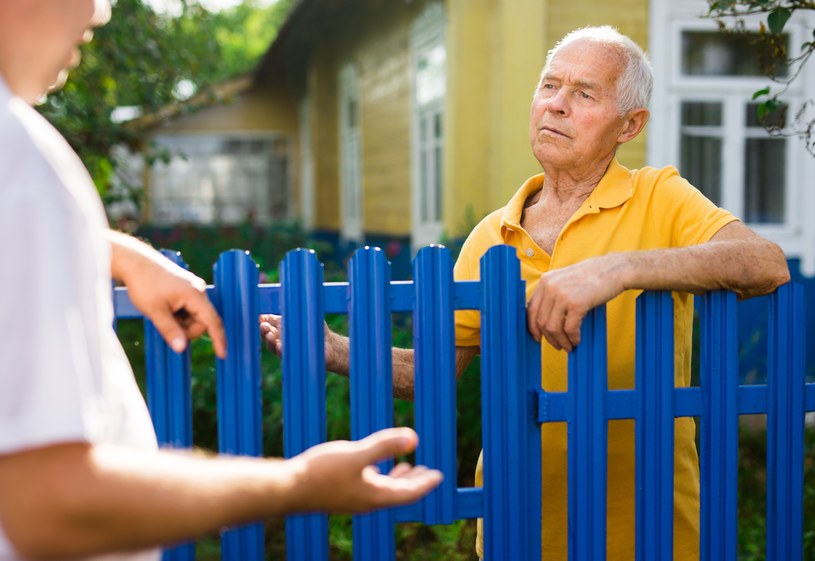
top-left (649, 0), bottom-right (815, 275)
top-left (338, 64), bottom-right (363, 242)
top-left (298, 97), bottom-right (314, 230)
top-left (149, 131), bottom-right (292, 226)
top-left (410, 2), bottom-right (447, 252)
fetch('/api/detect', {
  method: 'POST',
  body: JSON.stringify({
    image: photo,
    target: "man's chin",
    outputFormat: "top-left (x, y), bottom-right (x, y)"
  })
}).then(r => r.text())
top-left (47, 70), bottom-right (71, 95)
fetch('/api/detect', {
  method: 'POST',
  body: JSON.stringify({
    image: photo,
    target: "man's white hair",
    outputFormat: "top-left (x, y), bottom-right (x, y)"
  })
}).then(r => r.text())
top-left (538, 26), bottom-right (653, 116)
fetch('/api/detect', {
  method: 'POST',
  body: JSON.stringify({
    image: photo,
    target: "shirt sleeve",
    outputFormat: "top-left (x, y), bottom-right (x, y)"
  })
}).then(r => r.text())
top-left (0, 150), bottom-right (108, 454)
top-left (649, 166), bottom-right (739, 247)
top-left (453, 224), bottom-right (488, 348)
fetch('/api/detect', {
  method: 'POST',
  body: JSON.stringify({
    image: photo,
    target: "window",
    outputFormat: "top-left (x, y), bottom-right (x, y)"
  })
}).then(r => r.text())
top-left (149, 134), bottom-right (290, 225)
top-left (649, 0), bottom-right (815, 275)
top-left (299, 98), bottom-right (315, 229)
top-left (410, 2), bottom-right (446, 251)
top-left (338, 64), bottom-right (363, 242)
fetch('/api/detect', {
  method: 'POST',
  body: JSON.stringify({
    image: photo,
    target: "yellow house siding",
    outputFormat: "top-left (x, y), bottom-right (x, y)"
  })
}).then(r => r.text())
top-left (309, 53), bottom-right (341, 231)
top-left (489, 0), bottom-right (550, 210)
top-left (306, 0), bottom-right (431, 237)
top-left (151, 86), bottom-right (297, 133)
top-left (445, 0), bottom-right (548, 236)
top-left (546, 0), bottom-right (649, 170)
top-left (445, 0), bottom-right (496, 235)
top-left (357, 14), bottom-right (413, 236)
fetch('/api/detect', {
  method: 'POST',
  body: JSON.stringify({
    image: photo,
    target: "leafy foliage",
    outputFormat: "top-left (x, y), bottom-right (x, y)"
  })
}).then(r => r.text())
top-left (706, 1), bottom-right (815, 153)
top-left (37, 0), bottom-right (293, 202)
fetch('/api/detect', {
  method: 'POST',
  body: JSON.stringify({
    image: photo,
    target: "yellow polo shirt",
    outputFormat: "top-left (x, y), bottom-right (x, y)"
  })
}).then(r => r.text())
top-left (454, 159), bottom-right (738, 561)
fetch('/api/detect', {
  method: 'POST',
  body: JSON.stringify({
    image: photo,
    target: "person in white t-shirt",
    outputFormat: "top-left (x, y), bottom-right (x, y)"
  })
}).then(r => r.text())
top-left (0, 1), bottom-right (442, 560)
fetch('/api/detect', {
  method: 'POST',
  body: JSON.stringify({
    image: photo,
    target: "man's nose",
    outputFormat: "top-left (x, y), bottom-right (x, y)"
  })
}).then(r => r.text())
top-left (545, 89), bottom-right (568, 114)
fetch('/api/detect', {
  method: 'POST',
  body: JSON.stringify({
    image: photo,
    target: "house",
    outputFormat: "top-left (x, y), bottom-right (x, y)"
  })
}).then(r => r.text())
top-left (138, 0), bottom-right (815, 376)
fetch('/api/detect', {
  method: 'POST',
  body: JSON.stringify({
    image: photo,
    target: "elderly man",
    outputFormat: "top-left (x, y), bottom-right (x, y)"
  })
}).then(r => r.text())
top-left (262, 26), bottom-right (789, 560)
top-left (0, 1), bottom-right (441, 560)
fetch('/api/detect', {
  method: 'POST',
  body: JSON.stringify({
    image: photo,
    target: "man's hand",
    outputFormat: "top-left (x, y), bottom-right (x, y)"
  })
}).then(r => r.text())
top-left (260, 314), bottom-right (349, 375)
top-left (109, 231), bottom-right (227, 358)
top-left (527, 254), bottom-right (626, 351)
top-left (287, 427), bottom-right (443, 513)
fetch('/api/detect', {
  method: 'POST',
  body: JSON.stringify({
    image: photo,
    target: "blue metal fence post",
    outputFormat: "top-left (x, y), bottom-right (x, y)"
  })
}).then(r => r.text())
top-left (699, 291), bottom-right (739, 561)
top-left (213, 250), bottom-right (264, 561)
top-left (766, 283), bottom-right (805, 561)
top-left (144, 250), bottom-right (194, 561)
top-left (348, 247), bottom-right (395, 561)
top-left (281, 249), bottom-right (329, 561)
top-left (412, 246), bottom-right (457, 524)
top-left (568, 305), bottom-right (608, 561)
top-left (479, 245), bottom-right (541, 561)
top-left (635, 291), bottom-right (675, 561)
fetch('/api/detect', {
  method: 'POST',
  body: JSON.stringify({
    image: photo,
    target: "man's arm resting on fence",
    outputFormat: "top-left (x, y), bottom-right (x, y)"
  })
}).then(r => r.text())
top-left (527, 221), bottom-right (791, 351)
top-left (0, 429), bottom-right (441, 560)
top-left (108, 230), bottom-right (227, 358)
top-left (260, 316), bottom-right (477, 401)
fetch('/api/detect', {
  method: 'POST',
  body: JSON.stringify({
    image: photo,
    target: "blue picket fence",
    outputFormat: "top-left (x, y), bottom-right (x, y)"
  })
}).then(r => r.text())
top-left (113, 245), bottom-right (815, 561)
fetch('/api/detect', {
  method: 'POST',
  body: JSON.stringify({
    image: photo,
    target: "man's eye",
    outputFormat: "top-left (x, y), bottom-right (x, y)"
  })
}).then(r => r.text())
top-left (579, 91), bottom-right (591, 99)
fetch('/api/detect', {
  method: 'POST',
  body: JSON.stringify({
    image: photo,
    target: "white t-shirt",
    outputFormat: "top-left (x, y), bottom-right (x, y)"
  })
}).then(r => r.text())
top-left (0, 77), bottom-right (160, 561)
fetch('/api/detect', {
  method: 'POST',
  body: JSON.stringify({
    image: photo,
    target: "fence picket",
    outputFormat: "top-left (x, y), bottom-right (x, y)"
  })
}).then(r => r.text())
top-left (699, 291), bottom-right (739, 561)
top-left (281, 249), bottom-right (329, 560)
top-left (412, 246), bottom-right (457, 524)
top-left (479, 246), bottom-right (540, 561)
top-left (145, 251), bottom-right (195, 561)
top-left (348, 247), bottom-right (395, 561)
top-left (568, 305), bottom-right (608, 561)
top-left (635, 291), bottom-right (675, 560)
top-left (213, 250), bottom-right (264, 561)
top-left (766, 284), bottom-right (805, 561)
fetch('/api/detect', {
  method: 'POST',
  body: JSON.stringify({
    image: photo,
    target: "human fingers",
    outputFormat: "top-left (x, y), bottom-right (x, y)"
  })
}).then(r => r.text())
top-left (147, 306), bottom-right (190, 354)
top-left (528, 281), bottom-right (557, 345)
top-left (387, 462), bottom-right (414, 479)
top-left (541, 299), bottom-right (572, 352)
top-left (562, 308), bottom-right (585, 350)
top-left (365, 465), bottom-right (443, 507)
top-left (354, 428), bottom-right (419, 467)
top-left (182, 293), bottom-right (227, 359)
top-left (261, 323), bottom-right (283, 355)
top-left (259, 314), bottom-right (282, 328)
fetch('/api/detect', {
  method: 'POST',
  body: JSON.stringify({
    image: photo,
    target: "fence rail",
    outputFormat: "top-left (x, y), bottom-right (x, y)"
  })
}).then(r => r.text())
top-left (113, 245), bottom-right (815, 561)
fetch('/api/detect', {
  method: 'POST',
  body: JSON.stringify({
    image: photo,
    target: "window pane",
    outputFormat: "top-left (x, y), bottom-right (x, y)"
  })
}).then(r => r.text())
top-left (681, 135), bottom-right (723, 205)
top-left (681, 101), bottom-right (723, 205)
top-left (744, 138), bottom-right (786, 223)
top-left (682, 31), bottom-right (789, 77)
top-left (745, 102), bottom-right (787, 128)
top-left (682, 102), bottom-right (722, 126)
top-left (417, 44), bottom-right (446, 106)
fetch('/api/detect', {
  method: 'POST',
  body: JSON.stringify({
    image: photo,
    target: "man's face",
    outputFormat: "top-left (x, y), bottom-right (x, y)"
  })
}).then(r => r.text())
top-left (529, 40), bottom-right (630, 174)
top-left (16, 0), bottom-right (110, 102)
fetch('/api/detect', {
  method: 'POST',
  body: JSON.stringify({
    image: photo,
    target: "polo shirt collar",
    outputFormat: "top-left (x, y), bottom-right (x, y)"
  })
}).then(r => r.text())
top-left (499, 158), bottom-right (633, 240)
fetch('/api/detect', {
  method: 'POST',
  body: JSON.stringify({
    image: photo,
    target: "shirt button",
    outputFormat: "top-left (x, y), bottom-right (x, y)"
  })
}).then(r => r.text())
top-left (525, 248), bottom-right (534, 257)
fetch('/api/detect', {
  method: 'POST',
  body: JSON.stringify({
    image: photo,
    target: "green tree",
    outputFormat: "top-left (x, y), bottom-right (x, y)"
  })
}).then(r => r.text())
top-left (37, 0), bottom-right (292, 205)
top-left (706, 1), bottom-right (815, 153)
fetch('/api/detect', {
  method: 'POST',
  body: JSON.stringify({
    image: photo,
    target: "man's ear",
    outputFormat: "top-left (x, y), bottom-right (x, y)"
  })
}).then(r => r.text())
top-left (618, 108), bottom-right (650, 144)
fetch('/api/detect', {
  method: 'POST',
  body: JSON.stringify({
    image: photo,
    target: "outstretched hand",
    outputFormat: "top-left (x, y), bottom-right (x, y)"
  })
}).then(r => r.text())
top-left (260, 314), bottom-right (348, 374)
top-left (109, 231), bottom-right (227, 358)
top-left (288, 427), bottom-right (443, 513)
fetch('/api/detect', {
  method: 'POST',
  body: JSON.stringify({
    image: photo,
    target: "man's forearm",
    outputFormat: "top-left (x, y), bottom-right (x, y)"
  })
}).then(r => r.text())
top-left (327, 333), bottom-right (416, 400)
top-left (616, 237), bottom-right (789, 299)
top-left (0, 443), bottom-right (301, 560)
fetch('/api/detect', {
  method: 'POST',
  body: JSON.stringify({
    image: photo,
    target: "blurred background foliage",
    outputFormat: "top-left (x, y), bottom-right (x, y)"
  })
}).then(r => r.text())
top-left (37, 0), bottom-right (293, 197)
